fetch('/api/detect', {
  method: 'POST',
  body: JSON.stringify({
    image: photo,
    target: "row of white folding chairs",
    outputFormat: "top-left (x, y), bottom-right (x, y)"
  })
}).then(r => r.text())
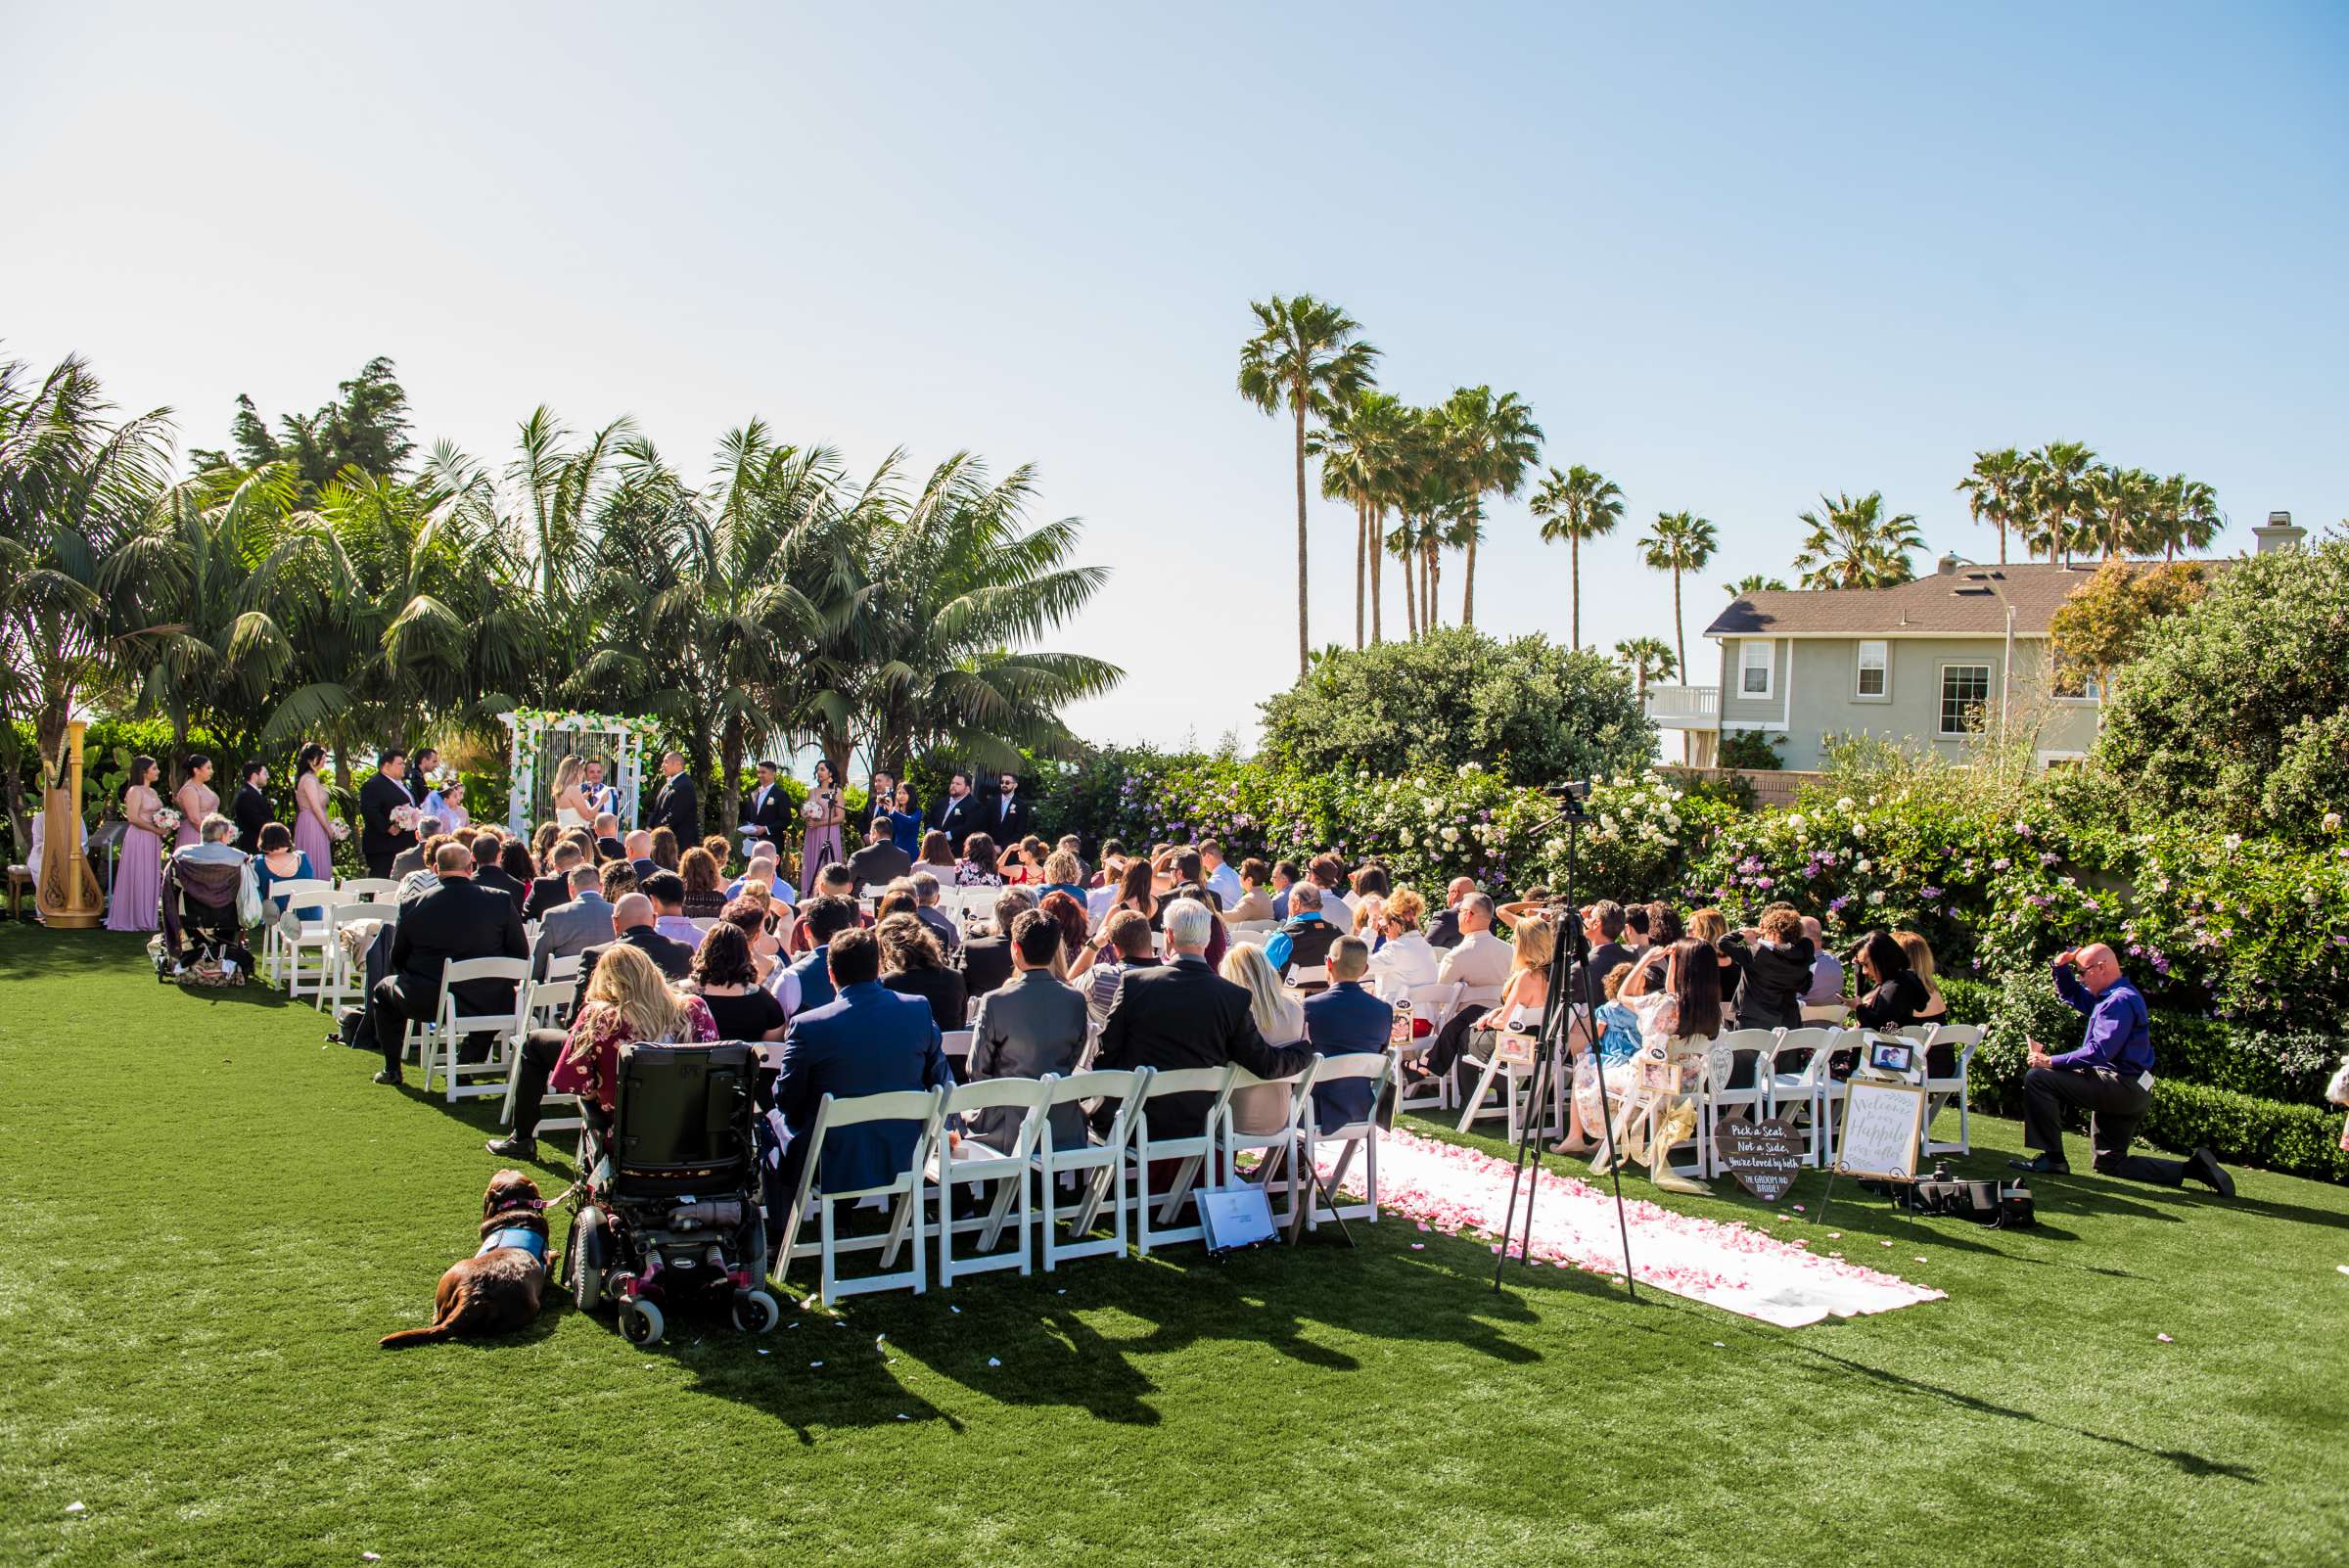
top-left (1668, 1021), bottom-right (1986, 1176)
top-left (771, 1051), bottom-right (1398, 1304)
top-left (258, 876), bottom-right (400, 1001)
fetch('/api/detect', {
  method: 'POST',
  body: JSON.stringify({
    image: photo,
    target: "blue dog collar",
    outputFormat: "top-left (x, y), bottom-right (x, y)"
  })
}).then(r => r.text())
top-left (479, 1226), bottom-right (548, 1262)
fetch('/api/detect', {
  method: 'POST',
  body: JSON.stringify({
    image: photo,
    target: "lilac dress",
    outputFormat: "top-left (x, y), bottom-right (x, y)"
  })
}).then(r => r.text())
top-left (173, 782), bottom-right (217, 851)
top-left (105, 788), bottom-right (163, 932)
top-left (294, 773), bottom-right (337, 881)
top-left (799, 788), bottom-right (845, 897)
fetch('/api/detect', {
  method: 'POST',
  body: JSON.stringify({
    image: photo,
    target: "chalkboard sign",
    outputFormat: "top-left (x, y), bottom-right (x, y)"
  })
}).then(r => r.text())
top-left (1834, 1080), bottom-right (1927, 1181)
top-left (1712, 1116), bottom-right (1805, 1202)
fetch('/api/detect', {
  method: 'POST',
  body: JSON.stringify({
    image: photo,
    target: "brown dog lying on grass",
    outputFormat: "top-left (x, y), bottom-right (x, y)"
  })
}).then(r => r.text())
top-left (380, 1170), bottom-right (551, 1348)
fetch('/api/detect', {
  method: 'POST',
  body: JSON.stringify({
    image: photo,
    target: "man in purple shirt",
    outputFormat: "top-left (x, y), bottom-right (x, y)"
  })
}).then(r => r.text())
top-left (2010, 944), bottom-right (2233, 1195)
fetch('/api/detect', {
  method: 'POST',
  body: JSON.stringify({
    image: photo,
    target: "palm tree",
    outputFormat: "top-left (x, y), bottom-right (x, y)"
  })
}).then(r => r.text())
top-left (1956, 447), bottom-right (2028, 565)
top-left (2083, 464), bottom-right (2160, 560)
top-left (1435, 387), bottom-right (1543, 627)
top-left (1529, 464), bottom-right (1624, 650)
top-left (1237, 296), bottom-right (1379, 675)
top-left (133, 465), bottom-right (305, 760)
top-left (1614, 635), bottom-right (1677, 698)
top-left (1792, 491), bottom-right (1923, 590)
top-left (2155, 473), bottom-right (2223, 560)
top-left (1308, 389), bottom-right (1411, 647)
top-left (2022, 441), bottom-right (2097, 565)
top-left (1722, 573), bottom-right (1788, 594)
top-left (1638, 511), bottom-right (1719, 678)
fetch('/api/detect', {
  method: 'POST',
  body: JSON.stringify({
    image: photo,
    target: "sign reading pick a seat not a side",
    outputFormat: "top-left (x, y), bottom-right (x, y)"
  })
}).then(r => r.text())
top-left (1835, 1079), bottom-right (1928, 1182)
top-left (1712, 1117), bottom-right (1805, 1202)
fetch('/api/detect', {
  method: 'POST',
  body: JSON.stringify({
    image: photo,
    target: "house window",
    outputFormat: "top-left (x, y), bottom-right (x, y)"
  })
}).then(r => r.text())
top-left (1940, 664), bottom-right (1992, 735)
top-left (1738, 639), bottom-right (1773, 698)
top-left (1856, 640), bottom-right (1888, 699)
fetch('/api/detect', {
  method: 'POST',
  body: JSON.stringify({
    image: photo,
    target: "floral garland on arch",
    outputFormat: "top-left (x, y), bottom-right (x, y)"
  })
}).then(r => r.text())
top-left (497, 708), bottom-right (663, 837)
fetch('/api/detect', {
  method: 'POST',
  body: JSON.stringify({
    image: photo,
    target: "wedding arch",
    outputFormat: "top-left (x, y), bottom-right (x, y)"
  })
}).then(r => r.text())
top-left (497, 708), bottom-right (663, 837)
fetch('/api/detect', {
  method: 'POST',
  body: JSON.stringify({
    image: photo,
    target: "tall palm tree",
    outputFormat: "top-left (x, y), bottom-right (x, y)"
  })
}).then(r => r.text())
top-left (1722, 573), bottom-right (1788, 594)
top-left (1529, 463), bottom-right (1624, 650)
top-left (1792, 490), bottom-right (1924, 590)
top-left (2022, 440), bottom-right (2097, 565)
top-left (1613, 635), bottom-right (1677, 698)
top-left (2083, 464), bottom-right (2160, 560)
top-left (1308, 389), bottom-right (1410, 648)
top-left (1956, 447), bottom-right (2028, 565)
top-left (133, 465), bottom-right (305, 760)
top-left (2155, 473), bottom-right (2223, 560)
top-left (1435, 386), bottom-right (1543, 628)
top-left (1637, 510), bottom-right (1719, 678)
top-left (1237, 296), bottom-right (1379, 675)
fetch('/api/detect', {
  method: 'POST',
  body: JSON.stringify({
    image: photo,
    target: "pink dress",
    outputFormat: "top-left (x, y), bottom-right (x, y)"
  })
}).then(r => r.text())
top-left (294, 773), bottom-right (338, 880)
top-left (173, 781), bottom-right (217, 850)
top-left (106, 787), bottom-right (163, 932)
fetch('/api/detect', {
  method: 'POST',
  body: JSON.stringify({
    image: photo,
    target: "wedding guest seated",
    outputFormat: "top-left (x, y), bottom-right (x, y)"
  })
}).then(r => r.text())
top-left (1850, 929), bottom-right (1929, 1032)
top-left (1686, 907), bottom-right (1744, 1021)
top-left (636, 871), bottom-right (696, 947)
top-left (847, 817), bottom-right (913, 891)
top-left (1084, 854), bottom-right (1126, 925)
top-left (579, 891), bottom-right (693, 995)
top-left (1801, 916), bottom-right (1846, 1003)
top-left (1218, 941), bottom-right (1308, 1137)
top-left (394, 833), bottom-right (455, 902)
top-left (955, 832), bottom-right (1005, 889)
top-left (874, 882), bottom-right (920, 923)
top-left (1350, 861), bottom-right (1392, 906)
top-left (1264, 882), bottom-right (1340, 983)
top-left (878, 911), bottom-right (967, 1031)
top-left (1438, 893), bottom-right (1514, 993)
top-left (1199, 840), bottom-right (1243, 907)
top-left (1091, 899), bottom-right (1313, 1141)
top-left (1566, 899), bottom-right (1633, 1010)
top-left (530, 861), bottom-right (613, 979)
top-left (1423, 913), bottom-right (1554, 1087)
top-left (729, 840), bottom-right (793, 903)
top-left (596, 856), bottom-right (638, 905)
top-left (1268, 859), bottom-right (1302, 920)
top-left (1365, 888), bottom-right (1439, 999)
top-left (593, 812), bottom-right (624, 863)
top-left (785, 863), bottom-right (862, 953)
top-left (1426, 877), bottom-right (1477, 948)
top-left (769, 895), bottom-right (860, 1015)
top-left (910, 870), bottom-right (961, 954)
top-left (369, 840), bottom-right (528, 1086)
top-left (1309, 854), bottom-right (1355, 925)
top-left (1072, 908), bottom-right (1155, 1027)
top-left (1719, 904), bottom-right (1815, 1032)
top-left (918, 828), bottom-right (957, 873)
top-left (1305, 936), bottom-right (1395, 1130)
top-left (624, 829), bottom-right (657, 881)
top-left (958, 888), bottom-right (1033, 998)
top-left (486, 943), bottom-right (718, 1161)
top-left (1037, 850), bottom-right (1087, 907)
top-left (526, 841), bottom-right (583, 920)
top-left (530, 821), bottom-right (561, 870)
top-left (720, 895), bottom-right (786, 986)
top-left (389, 819), bottom-right (443, 882)
top-left (964, 910), bottom-right (1089, 1151)
top-left (769, 927), bottom-right (954, 1218)
top-left (1036, 890), bottom-right (1090, 975)
top-left (1055, 834), bottom-right (1090, 886)
top-left (251, 822), bottom-right (322, 925)
top-left (686, 920), bottom-right (789, 1041)
top-left (1221, 858), bottom-right (1274, 925)
top-left (664, 846), bottom-right (719, 918)
top-left (466, 830), bottom-right (520, 909)
top-left (1151, 848), bottom-right (1221, 918)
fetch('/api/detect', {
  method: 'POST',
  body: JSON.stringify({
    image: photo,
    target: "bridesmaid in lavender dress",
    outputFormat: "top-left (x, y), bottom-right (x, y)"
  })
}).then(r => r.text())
top-left (105, 755), bottom-right (165, 933)
top-left (292, 742), bottom-right (338, 878)
top-left (172, 754), bottom-right (218, 851)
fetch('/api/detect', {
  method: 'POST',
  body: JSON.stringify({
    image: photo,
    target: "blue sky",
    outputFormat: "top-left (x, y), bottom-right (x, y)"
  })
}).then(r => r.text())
top-left (6, 2), bottom-right (2343, 751)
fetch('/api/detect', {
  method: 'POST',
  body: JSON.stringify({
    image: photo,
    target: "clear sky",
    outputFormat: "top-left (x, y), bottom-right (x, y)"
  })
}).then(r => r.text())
top-left (6, 2), bottom-right (2344, 752)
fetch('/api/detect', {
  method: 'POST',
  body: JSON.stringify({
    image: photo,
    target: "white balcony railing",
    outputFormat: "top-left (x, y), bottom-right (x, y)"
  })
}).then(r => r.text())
top-left (1641, 683), bottom-right (1720, 727)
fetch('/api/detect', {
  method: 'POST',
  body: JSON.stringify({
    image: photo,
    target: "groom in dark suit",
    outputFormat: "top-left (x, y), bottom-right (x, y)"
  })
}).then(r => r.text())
top-left (359, 749), bottom-right (417, 878)
top-left (649, 750), bottom-right (699, 844)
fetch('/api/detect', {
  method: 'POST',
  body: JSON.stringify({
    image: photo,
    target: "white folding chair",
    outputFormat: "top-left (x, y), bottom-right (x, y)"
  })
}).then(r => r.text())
top-left (1128, 1064), bottom-right (1239, 1255)
top-left (1038, 1068), bottom-right (1146, 1270)
top-left (932, 1077), bottom-right (1051, 1285)
top-left (1297, 1050), bottom-right (1398, 1231)
top-left (941, 1029), bottom-right (975, 1069)
top-left (1699, 1028), bottom-right (1781, 1174)
top-left (258, 879), bottom-right (334, 985)
top-left (528, 951), bottom-right (583, 1028)
top-left (1227, 919), bottom-right (1277, 939)
top-left (689, 917), bottom-right (718, 935)
top-left (1394, 981), bottom-right (1459, 1115)
top-left (1219, 1058), bottom-right (1318, 1232)
top-left (1454, 1005), bottom-right (1543, 1139)
top-left (1800, 1001), bottom-right (1852, 1026)
top-left (1762, 1026), bottom-right (1850, 1166)
top-left (283, 896), bottom-right (361, 1007)
top-left (775, 1085), bottom-right (950, 1304)
top-left (337, 877), bottom-right (400, 902)
top-left (1287, 963), bottom-right (1330, 989)
top-left (419, 956), bottom-right (532, 1104)
top-left (1920, 1023), bottom-right (1982, 1156)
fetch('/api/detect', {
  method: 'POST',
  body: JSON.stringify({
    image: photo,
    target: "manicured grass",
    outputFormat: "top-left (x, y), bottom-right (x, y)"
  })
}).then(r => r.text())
top-left (2, 925), bottom-right (2345, 1568)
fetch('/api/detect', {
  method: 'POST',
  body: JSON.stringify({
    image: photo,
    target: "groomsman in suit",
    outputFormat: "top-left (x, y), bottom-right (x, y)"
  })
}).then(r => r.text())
top-left (359, 750), bottom-right (417, 878)
top-left (934, 771), bottom-right (980, 853)
top-left (406, 747), bottom-right (441, 807)
top-left (741, 760), bottom-right (792, 848)
top-left (231, 760), bottom-right (272, 854)
top-left (649, 751), bottom-right (699, 844)
top-left (987, 770), bottom-right (1033, 847)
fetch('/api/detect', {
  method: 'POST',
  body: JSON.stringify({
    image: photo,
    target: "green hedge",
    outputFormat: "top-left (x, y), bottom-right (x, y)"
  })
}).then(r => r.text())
top-left (2141, 1081), bottom-right (2349, 1184)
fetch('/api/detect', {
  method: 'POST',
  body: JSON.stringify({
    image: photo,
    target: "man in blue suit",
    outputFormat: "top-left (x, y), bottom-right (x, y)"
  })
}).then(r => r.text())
top-left (769, 895), bottom-right (859, 1017)
top-left (1302, 936), bottom-right (1394, 1130)
top-left (770, 926), bottom-right (954, 1211)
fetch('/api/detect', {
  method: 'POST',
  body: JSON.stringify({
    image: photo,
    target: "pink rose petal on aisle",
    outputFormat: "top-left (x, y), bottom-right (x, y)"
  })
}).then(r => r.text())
top-left (2156, 1333), bottom-right (2174, 1343)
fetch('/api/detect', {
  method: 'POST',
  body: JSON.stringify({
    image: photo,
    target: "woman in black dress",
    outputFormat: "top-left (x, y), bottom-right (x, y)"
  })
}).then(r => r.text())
top-left (688, 921), bottom-right (789, 1041)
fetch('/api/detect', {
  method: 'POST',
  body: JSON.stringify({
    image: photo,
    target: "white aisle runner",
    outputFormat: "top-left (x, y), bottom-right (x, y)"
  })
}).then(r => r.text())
top-left (1323, 1128), bottom-right (1945, 1327)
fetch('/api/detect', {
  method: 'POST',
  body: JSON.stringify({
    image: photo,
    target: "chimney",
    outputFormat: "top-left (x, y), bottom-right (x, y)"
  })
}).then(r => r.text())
top-left (2253, 511), bottom-right (2305, 555)
top-left (1936, 552), bottom-right (1959, 576)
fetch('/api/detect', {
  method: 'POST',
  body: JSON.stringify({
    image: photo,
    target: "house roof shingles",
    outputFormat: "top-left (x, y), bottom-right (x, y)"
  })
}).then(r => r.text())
top-left (1703, 562), bottom-right (2189, 640)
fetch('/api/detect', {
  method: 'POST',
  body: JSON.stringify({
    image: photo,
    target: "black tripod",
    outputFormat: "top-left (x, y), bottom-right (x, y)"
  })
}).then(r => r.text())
top-left (1491, 787), bottom-right (1638, 1300)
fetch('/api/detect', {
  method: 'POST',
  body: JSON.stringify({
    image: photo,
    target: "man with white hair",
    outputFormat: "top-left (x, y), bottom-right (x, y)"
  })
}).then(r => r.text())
top-left (1436, 892), bottom-right (1513, 991)
top-left (1800, 916), bottom-right (1845, 1004)
top-left (1092, 898), bottom-right (1315, 1141)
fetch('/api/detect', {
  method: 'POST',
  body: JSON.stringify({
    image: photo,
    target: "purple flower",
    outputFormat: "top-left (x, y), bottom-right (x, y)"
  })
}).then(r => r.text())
top-left (1920, 886), bottom-right (1942, 899)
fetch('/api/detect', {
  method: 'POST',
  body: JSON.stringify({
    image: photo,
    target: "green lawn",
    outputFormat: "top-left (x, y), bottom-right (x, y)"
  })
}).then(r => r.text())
top-left (3, 925), bottom-right (2345, 1568)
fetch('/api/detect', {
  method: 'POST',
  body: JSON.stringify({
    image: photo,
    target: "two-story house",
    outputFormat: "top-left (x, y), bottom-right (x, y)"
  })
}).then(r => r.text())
top-left (1644, 512), bottom-right (2305, 771)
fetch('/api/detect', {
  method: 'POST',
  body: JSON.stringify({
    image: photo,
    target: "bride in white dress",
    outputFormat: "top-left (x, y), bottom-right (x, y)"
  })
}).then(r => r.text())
top-left (551, 755), bottom-right (594, 829)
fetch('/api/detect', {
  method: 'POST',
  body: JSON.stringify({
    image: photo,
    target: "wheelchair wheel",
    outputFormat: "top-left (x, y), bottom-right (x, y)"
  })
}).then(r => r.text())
top-left (620, 1297), bottom-right (664, 1348)
top-left (732, 1289), bottom-right (781, 1333)
top-left (571, 1208), bottom-right (607, 1313)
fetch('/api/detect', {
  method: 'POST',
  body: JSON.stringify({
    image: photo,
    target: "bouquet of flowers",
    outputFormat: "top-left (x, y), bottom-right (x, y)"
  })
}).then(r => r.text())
top-left (151, 807), bottom-right (183, 839)
top-left (802, 793), bottom-right (826, 823)
top-left (329, 819), bottom-right (351, 842)
top-left (391, 805), bottom-right (421, 834)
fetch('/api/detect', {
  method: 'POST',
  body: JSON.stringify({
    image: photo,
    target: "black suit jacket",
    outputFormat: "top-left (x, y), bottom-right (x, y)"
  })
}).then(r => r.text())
top-left (988, 790), bottom-right (1034, 846)
top-left (742, 781), bottom-right (793, 844)
top-left (847, 841), bottom-right (913, 889)
top-left (524, 873), bottom-right (572, 922)
top-left (359, 772), bottom-right (416, 866)
top-left (577, 925), bottom-right (695, 1000)
top-left (1572, 939), bottom-right (1635, 1012)
top-left (1092, 955), bottom-right (1313, 1138)
top-left (231, 784), bottom-right (271, 854)
top-left (595, 835), bottom-right (625, 864)
top-left (388, 878), bottom-right (528, 1018)
top-left (650, 772), bottom-right (699, 844)
top-left (1428, 907), bottom-right (1463, 950)
top-left (883, 965), bottom-right (969, 1033)
top-left (933, 792), bottom-right (980, 853)
top-left (958, 934), bottom-right (1014, 1000)
top-left (474, 863), bottom-right (529, 916)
